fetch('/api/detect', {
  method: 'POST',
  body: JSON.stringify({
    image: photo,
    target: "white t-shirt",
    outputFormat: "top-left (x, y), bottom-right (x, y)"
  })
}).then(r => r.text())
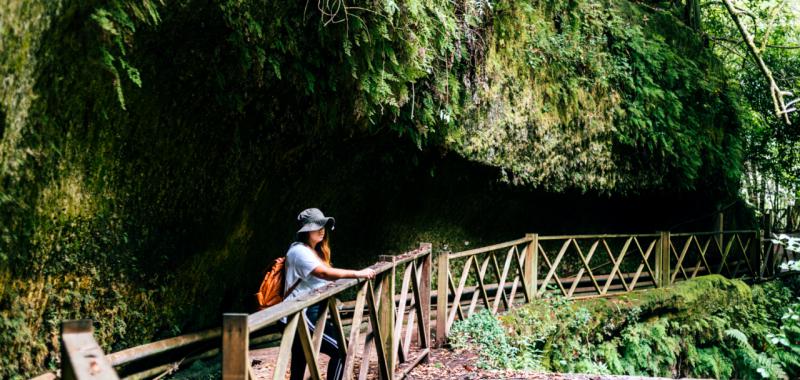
top-left (283, 242), bottom-right (329, 301)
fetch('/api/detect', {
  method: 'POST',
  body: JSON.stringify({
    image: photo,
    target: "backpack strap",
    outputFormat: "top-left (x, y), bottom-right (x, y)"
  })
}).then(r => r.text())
top-left (284, 279), bottom-right (302, 298)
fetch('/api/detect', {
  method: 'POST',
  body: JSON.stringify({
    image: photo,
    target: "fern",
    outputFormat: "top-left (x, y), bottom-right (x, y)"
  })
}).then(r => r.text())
top-left (754, 353), bottom-right (788, 380)
top-left (725, 328), bottom-right (750, 346)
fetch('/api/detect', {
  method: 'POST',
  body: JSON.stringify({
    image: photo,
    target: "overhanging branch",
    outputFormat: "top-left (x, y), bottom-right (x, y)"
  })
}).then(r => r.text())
top-left (719, 0), bottom-right (797, 124)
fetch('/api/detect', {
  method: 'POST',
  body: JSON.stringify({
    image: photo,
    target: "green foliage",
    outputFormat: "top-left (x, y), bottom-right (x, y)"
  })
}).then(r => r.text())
top-left (701, 0), bottom-right (800, 214)
top-left (91, 0), bottom-right (162, 109)
top-left (0, 0), bottom-right (754, 377)
top-left (452, 275), bottom-right (800, 379)
top-left (450, 309), bottom-right (523, 369)
top-left (457, 0), bottom-right (742, 193)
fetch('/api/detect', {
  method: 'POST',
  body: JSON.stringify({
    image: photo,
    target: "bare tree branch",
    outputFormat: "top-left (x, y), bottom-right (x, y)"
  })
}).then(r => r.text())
top-left (709, 35), bottom-right (800, 50)
top-left (720, 0), bottom-right (797, 124)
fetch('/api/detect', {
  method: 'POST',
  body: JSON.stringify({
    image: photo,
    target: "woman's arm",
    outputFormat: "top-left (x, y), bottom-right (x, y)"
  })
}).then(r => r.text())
top-left (310, 265), bottom-right (376, 281)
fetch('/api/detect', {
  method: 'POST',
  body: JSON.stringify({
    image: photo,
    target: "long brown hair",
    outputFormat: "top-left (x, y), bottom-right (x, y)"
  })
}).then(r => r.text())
top-left (296, 229), bottom-right (331, 265)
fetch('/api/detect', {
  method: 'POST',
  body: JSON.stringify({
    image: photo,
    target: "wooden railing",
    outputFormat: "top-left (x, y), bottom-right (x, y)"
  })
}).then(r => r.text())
top-left (56, 228), bottom-right (792, 378)
top-left (771, 206), bottom-right (799, 232)
top-left (58, 244), bottom-right (432, 380)
top-left (435, 230), bottom-right (767, 345)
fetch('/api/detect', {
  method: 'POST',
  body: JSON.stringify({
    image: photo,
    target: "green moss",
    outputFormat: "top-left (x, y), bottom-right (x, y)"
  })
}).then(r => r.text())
top-left (454, 275), bottom-right (799, 378)
top-left (0, 0), bottom-right (750, 377)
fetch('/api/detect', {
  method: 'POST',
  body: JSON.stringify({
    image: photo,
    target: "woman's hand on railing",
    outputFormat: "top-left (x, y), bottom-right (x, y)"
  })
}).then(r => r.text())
top-left (355, 268), bottom-right (376, 280)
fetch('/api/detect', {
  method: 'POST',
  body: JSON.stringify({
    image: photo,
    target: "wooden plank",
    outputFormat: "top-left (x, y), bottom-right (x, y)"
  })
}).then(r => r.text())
top-left (248, 363), bottom-right (257, 380)
top-left (402, 302), bottom-right (417, 359)
top-left (106, 328), bottom-right (221, 366)
top-left (358, 334), bottom-right (375, 380)
top-left (538, 240), bottom-right (570, 297)
top-left (367, 281), bottom-right (392, 380)
top-left (409, 261), bottom-right (429, 350)
top-left (671, 230), bottom-right (756, 237)
top-left (718, 236), bottom-right (736, 276)
top-left (419, 251), bottom-right (432, 354)
top-left (446, 272), bottom-right (465, 322)
top-left (687, 236), bottom-right (704, 279)
top-left (392, 245), bottom-right (434, 267)
top-left (222, 314), bottom-right (249, 380)
top-left (690, 236), bottom-right (710, 279)
top-left (297, 309), bottom-right (322, 380)
top-left (30, 373), bottom-right (56, 380)
top-left (629, 237), bottom-right (656, 290)
top-left (393, 262), bottom-right (413, 363)
top-left (524, 234), bottom-right (538, 299)
top-left (467, 256), bottom-right (490, 316)
top-left (539, 233), bottom-right (660, 240)
top-left (472, 256), bottom-right (492, 315)
top-left (328, 298), bottom-right (348, 356)
top-left (311, 304), bottom-right (330, 358)
top-left (379, 257), bottom-right (396, 377)
top-left (670, 238), bottom-right (689, 282)
top-left (656, 232), bottom-right (671, 288)
top-left (670, 236), bottom-right (692, 284)
top-left (738, 235), bottom-right (755, 276)
top-left (512, 248), bottom-right (531, 304)
top-left (604, 238), bottom-right (631, 293)
top-left (446, 256), bottom-right (474, 330)
top-left (61, 320), bottom-right (120, 380)
top-left (568, 240), bottom-right (600, 297)
top-left (491, 248), bottom-right (514, 313)
top-left (449, 236), bottom-right (534, 259)
top-left (435, 252), bottom-right (448, 347)
top-left (508, 254), bottom-right (523, 306)
top-left (273, 313), bottom-right (299, 380)
top-left (343, 282), bottom-right (368, 379)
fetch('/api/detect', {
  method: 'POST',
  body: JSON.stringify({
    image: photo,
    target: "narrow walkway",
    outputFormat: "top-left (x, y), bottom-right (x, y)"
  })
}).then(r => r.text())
top-left (249, 345), bottom-right (681, 380)
top-left (406, 348), bottom-right (681, 380)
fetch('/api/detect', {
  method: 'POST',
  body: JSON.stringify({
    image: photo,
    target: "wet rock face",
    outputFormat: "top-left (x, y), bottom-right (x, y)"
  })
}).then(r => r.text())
top-left (0, 1), bottom-right (745, 377)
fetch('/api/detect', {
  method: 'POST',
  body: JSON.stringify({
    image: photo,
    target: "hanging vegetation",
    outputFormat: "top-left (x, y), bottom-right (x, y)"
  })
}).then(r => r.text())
top-left (0, 0), bottom-right (750, 378)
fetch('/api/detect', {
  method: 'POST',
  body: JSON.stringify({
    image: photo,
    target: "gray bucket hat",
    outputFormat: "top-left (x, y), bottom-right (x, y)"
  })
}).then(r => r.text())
top-left (296, 208), bottom-right (335, 233)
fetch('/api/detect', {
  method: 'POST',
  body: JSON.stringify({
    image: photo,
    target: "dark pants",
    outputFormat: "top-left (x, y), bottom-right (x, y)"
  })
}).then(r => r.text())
top-left (289, 302), bottom-right (344, 380)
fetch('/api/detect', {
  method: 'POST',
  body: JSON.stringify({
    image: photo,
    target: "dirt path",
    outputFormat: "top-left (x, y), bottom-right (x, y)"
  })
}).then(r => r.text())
top-left (249, 346), bottom-right (680, 380)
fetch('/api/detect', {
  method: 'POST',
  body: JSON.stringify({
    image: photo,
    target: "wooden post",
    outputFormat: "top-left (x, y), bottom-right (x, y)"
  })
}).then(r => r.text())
top-left (753, 229), bottom-right (762, 279)
top-left (435, 251), bottom-right (449, 347)
top-left (765, 212), bottom-right (773, 238)
top-left (222, 314), bottom-right (249, 380)
top-left (764, 213), bottom-right (774, 276)
top-left (656, 231), bottom-right (671, 288)
top-left (378, 255), bottom-right (396, 378)
top-left (419, 243), bottom-right (432, 360)
top-left (525, 234), bottom-right (538, 299)
top-left (61, 320), bottom-right (120, 380)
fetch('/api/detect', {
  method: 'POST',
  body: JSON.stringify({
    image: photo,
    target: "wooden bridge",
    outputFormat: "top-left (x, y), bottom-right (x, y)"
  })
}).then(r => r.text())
top-left (51, 225), bottom-right (797, 380)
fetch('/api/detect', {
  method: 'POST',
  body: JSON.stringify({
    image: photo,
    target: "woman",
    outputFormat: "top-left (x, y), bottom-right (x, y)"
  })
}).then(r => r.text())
top-left (284, 208), bottom-right (375, 380)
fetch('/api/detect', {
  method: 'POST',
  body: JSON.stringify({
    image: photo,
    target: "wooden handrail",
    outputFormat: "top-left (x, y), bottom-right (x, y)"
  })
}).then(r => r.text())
top-left (61, 320), bottom-right (119, 380)
top-left (106, 327), bottom-right (221, 366)
top-left (448, 237), bottom-right (534, 259)
top-left (671, 230), bottom-right (756, 237)
top-left (538, 233), bottom-right (660, 240)
top-left (49, 243), bottom-right (432, 380)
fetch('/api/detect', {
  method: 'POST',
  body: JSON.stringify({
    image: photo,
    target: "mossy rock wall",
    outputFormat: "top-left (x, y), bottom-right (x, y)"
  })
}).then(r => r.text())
top-left (1, 0), bottom-right (747, 377)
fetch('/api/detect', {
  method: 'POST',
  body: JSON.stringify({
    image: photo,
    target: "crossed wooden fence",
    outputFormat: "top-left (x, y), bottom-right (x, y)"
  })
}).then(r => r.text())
top-left (435, 230), bottom-right (764, 341)
top-left (55, 244), bottom-right (432, 380)
top-left (57, 228), bottom-right (794, 380)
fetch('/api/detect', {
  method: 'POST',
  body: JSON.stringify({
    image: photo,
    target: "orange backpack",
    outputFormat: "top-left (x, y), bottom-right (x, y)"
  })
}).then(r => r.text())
top-left (255, 257), bottom-right (301, 309)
